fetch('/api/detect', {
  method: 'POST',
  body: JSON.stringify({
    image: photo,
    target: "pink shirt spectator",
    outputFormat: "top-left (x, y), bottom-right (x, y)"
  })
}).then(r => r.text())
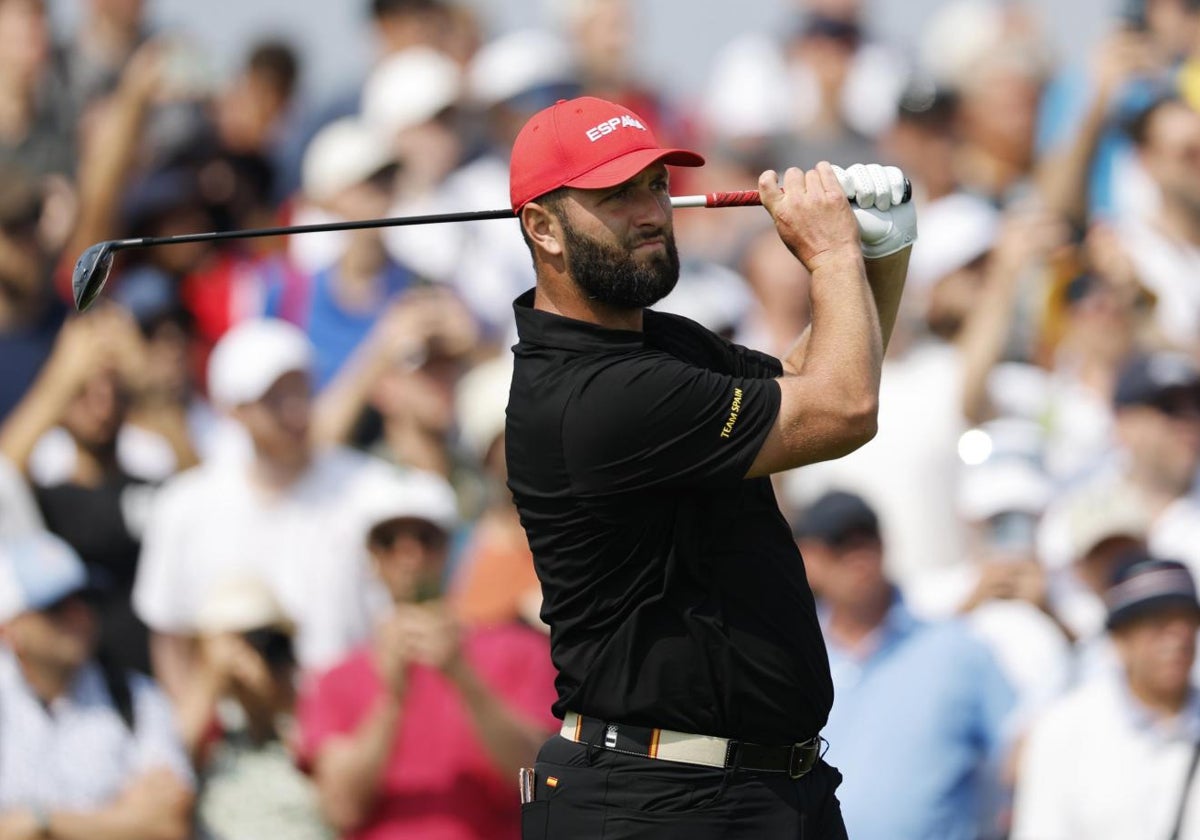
top-left (296, 623), bottom-right (558, 840)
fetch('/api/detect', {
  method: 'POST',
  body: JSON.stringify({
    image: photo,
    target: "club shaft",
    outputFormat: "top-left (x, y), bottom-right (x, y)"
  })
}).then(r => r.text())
top-left (107, 181), bottom-right (912, 251)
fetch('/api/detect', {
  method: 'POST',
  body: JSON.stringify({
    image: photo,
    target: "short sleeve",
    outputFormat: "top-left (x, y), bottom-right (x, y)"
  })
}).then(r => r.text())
top-left (129, 675), bottom-right (196, 789)
top-left (562, 353), bottom-right (780, 495)
top-left (293, 660), bottom-right (368, 774)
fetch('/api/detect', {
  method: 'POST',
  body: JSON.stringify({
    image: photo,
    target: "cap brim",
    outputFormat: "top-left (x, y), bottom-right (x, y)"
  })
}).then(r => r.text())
top-left (563, 147), bottom-right (705, 191)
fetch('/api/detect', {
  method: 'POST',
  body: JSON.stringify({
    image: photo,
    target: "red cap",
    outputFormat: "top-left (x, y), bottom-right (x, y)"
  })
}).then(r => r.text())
top-left (509, 96), bottom-right (705, 212)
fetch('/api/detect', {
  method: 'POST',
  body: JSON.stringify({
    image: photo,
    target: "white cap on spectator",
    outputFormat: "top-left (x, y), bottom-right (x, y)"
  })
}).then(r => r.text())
top-left (455, 353), bottom-right (513, 462)
top-left (302, 118), bottom-right (396, 204)
top-left (362, 46), bottom-right (461, 135)
top-left (0, 532), bottom-right (91, 623)
top-left (1065, 482), bottom-right (1151, 563)
top-left (467, 28), bottom-right (576, 107)
top-left (358, 468), bottom-right (459, 539)
top-left (958, 458), bottom-right (1053, 522)
top-left (906, 192), bottom-right (999, 292)
top-left (207, 319), bottom-right (313, 409)
top-left (196, 575), bottom-right (295, 635)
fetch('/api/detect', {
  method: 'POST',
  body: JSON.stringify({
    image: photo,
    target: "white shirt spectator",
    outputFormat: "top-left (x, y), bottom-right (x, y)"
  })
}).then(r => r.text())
top-left (787, 341), bottom-right (968, 587)
top-left (0, 646), bottom-right (192, 810)
top-left (1012, 673), bottom-right (1200, 840)
top-left (133, 447), bottom-right (397, 671)
top-left (1120, 218), bottom-right (1200, 350)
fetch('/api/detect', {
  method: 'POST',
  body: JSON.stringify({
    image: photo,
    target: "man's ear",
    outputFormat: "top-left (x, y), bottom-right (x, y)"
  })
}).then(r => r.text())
top-left (522, 201), bottom-right (565, 258)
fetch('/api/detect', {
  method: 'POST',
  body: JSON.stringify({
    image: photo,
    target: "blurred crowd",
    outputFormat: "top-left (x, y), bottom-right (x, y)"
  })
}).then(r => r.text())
top-left (2, 0), bottom-right (1200, 837)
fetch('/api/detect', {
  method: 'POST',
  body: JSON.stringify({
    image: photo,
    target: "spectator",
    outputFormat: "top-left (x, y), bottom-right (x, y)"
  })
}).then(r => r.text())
top-left (0, 0), bottom-right (76, 179)
top-left (402, 27), bottom-right (579, 335)
top-left (918, 0), bottom-right (1052, 205)
top-left (179, 575), bottom-right (332, 840)
top-left (881, 81), bottom-right (961, 205)
top-left (1040, 351), bottom-right (1200, 573)
top-left (57, 0), bottom-right (149, 113)
top-left (0, 164), bottom-right (65, 422)
top-left (1118, 94), bottom-right (1200, 351)
top-left (0, 307), bottom-right (165, 675)
top-left (0, 530), bottom-right (193, 839)
top-left (922, 439), bottom-right (1074, 728)
top-left (297, 467), bottom-right (557, 840)
top-left (1047, 481), bottom-right (1151, 682)
top-left (797, 491), bottom-right (1015, 840)
top-left (312, 286), bottom-right (478, 484)
top-left (1012, 555), bottom-right (1200, 839)
top-left (132, 318), bottom-right (399, 698)
top-left (288, 117), bottom-right (414, 388)
top-left (702, 0), bottom-right (906, 171)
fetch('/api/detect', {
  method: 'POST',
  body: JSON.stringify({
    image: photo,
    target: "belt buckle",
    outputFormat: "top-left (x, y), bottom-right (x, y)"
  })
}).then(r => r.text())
top-left (788, 740), bottom-right (816, 779)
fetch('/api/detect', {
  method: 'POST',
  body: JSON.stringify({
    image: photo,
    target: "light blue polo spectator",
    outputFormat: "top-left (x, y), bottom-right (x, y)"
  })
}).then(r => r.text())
top-left (795, 491), bottom-right (1016, 840)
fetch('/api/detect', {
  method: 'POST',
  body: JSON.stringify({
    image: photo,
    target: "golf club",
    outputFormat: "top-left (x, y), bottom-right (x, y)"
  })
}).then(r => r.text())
top-left (72, 181), bottom-right (912, 312)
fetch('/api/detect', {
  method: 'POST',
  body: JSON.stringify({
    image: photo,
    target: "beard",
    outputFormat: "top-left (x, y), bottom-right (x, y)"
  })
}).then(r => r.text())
top-left (561, 222), bottom-right (680, 309)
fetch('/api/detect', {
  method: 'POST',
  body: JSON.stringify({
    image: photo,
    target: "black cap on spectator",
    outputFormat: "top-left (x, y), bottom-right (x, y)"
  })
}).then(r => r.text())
top-left (1106, 554), bottom-right (1200, 630)
top-left (121, 166), bottom-right (206, 235)
top-left (1113, 352), bottom-right (1200, 409)
top-left (793, 491), bottom-right (880, 544)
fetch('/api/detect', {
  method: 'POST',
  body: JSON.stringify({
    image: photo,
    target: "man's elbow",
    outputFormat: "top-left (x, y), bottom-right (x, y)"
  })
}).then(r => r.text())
top-left (837, 398), bottom-right (879, 452)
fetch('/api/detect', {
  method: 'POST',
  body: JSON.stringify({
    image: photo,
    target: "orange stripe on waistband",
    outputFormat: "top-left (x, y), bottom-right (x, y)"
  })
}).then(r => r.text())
top-left (649, 728), bottom-right (661, 758)
top-left (574, 714), bottom-right (582, 742)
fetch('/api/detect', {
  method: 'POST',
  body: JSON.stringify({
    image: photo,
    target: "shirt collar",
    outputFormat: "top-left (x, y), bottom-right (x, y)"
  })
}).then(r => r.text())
top-left (821, 589), bottom-right (921, 662)
top-left (512, 289), bottom-right (645, 353)
top-left (1115, 675), bottom-right (1200, 743)
top-left (0, 645), bottom-right (103, 716)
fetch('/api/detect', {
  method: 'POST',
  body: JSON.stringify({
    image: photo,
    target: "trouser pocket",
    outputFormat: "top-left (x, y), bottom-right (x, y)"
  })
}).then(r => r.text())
top-left (521, 800), bottom-right (550, 840)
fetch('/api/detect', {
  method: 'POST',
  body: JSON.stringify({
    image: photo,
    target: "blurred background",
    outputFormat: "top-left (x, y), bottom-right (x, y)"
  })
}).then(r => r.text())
top-left (2, 0), bottom-right (1200, 838)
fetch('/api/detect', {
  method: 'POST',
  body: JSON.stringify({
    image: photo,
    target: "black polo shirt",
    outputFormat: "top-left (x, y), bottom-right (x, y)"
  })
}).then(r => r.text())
top-left (506, 289), bottom-right (833, 744)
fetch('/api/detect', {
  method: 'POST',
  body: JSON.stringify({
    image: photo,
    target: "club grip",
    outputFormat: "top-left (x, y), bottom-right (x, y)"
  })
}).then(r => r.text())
top-left (705, 178), bottom-right (914, 208)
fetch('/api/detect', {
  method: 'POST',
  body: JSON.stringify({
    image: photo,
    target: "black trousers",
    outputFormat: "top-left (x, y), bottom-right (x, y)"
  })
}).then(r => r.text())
top-left (521, 734), bottom-right (849, 840)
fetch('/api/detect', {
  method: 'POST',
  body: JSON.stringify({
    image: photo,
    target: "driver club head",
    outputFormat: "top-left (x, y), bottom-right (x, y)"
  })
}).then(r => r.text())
top-left (72, 241), bottom-right (117, 312)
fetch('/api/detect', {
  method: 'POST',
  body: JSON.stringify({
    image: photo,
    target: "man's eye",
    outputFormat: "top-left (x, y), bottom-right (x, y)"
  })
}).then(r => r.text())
top-left (651, 179), bottom-right (669, 193)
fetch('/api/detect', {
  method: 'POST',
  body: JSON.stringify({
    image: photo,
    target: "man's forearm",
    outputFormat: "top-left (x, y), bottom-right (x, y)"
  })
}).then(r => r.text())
top-left (865, 247), bottom-right (910, 353)
top-left (781, 247), bottom-right (909, 375)
top-left (46, 807), bottom-right (188, 840)
top-left (314, 694), bottom-right (404, 833)
top-left (0, 371), bottom-right (75, 475)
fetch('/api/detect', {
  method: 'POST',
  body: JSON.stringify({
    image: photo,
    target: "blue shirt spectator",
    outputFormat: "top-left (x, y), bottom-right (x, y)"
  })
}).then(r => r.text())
top-left (796, 491), bottom-right (1016, 840)
top-left (266, 259), bottom-right (414, 391)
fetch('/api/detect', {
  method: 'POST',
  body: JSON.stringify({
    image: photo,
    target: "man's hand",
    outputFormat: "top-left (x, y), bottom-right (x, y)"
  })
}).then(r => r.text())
top-left (759, 163), bottom-right (863, 274)
top-left (831, 164), bottom-right (917, 260)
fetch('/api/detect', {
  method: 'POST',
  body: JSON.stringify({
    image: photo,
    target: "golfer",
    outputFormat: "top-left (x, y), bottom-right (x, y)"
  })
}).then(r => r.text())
top-left (506, 96), bottom-right (914, 839)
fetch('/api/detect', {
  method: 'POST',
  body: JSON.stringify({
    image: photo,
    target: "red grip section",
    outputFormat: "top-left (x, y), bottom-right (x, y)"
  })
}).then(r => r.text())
top-left (706, 191), bottom-right (762, 207)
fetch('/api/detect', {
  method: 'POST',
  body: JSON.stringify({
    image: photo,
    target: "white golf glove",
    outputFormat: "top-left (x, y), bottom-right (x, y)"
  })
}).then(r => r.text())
top-left (831, 164), bottom-right (918, 260)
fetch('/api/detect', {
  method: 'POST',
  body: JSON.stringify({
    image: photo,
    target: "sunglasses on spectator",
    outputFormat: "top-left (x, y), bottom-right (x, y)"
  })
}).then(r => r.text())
top-left (42, 589), bottom-right (100, 618)
top-left (241, 627), bottom-right (296, 669)
top-left (370, 520), bottom-right (449, 551)
top-left (1152, 392), bottom-right (1200, 420)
